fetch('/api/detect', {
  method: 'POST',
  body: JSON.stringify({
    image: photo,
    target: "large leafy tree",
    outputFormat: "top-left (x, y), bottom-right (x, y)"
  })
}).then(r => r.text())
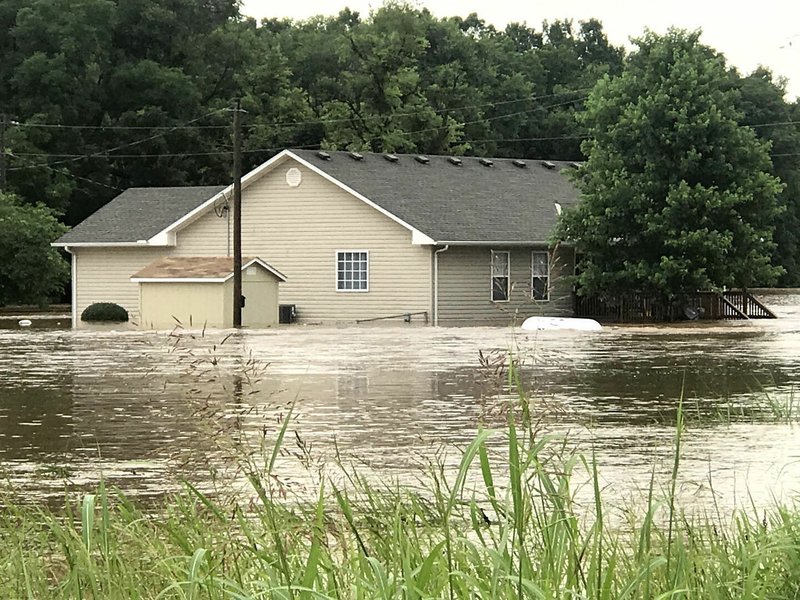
top-left (0, 193), bottom-right (69, 306)
top-left (735, 68), bottom-right (800, 286)
top-left (558, 29), bottom-right (783, 306)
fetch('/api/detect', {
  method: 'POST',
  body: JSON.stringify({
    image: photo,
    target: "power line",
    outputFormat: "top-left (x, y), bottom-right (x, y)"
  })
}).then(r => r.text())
top-left (8, 88), bottom-right (593, 132)
top-left (6, 97), bottom-right (589, 169)
top-left (7, 151), bottom-right (123, 192)
top-left (7, 108), bottom-right (227, 173)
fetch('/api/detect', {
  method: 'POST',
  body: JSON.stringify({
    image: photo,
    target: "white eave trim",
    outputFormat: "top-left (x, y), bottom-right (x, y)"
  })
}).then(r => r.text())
top-left (237, 257), bottom-right (288, 282)
top-left (436, 240), bottom-right (552, 246)
top-left (149, 149), bottom-right (437, 246)
top-left (131, 277), bottom-right (228, 283)
top-left (52, 241), bottom-right (169, 248)
top-left (130, 258), bottom-right (287, 284)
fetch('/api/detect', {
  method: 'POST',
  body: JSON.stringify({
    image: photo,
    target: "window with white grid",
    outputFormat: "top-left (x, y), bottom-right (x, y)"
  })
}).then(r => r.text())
top-left (336, 251), bottom-right (369, 291)
top-left (491, 250), bottom-right (510, 302)
top-left (531, 251), bottom-right (549, 301)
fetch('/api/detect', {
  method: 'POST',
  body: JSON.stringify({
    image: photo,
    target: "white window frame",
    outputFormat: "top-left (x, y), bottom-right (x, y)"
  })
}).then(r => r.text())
top-left (531, 250), bottom-right (550, 301)
top-left (335, 250), bottom-right (369, 292)
top-left (490, 250), bottom-right (510, 302)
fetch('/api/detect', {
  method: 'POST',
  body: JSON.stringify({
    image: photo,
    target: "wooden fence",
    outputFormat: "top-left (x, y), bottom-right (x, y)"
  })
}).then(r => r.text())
top-left (574, 290), bottom-right (776, 322)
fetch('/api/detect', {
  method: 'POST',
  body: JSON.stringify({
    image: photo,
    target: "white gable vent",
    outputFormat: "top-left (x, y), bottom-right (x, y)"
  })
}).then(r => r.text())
top-left (286, 167), bottom-right (302, 187)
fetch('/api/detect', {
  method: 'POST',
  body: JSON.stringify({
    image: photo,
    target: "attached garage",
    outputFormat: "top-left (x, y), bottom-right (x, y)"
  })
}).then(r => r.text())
top-left (131, 257), bottom-right (286, 330)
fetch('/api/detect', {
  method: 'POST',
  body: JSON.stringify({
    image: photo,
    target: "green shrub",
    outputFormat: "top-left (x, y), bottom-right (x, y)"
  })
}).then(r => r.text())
top-left (81, 302), bottom-right (129, 323)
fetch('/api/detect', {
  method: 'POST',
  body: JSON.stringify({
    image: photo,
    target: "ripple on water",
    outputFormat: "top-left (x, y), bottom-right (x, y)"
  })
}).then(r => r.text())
top-left (1, 292), bottom-right (799, 512)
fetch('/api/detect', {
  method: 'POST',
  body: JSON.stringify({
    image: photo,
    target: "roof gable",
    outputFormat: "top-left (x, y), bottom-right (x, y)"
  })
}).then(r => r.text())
top-left (55, 186), bottom-right (225, 246)
top-left (290, 150), bottom-right (579, 243)
top-left (130, 256), bottom-right (286, 282)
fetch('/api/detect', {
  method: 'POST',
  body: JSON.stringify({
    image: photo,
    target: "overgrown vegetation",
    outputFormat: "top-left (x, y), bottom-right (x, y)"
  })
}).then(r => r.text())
top-left (1, 387), bottom-right (799, 598)
top-left (80, 302), bottom-right (128, 322)
top-left (0, 192), bottom-right (69, 306)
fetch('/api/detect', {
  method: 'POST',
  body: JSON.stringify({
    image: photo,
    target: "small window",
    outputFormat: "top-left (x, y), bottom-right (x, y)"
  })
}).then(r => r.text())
top-left (491, 251), bottom-right (510, 302)
top-left (336, 251), bottom-right (368, 292)
top-left (531, 251), bottom-right (549, 301)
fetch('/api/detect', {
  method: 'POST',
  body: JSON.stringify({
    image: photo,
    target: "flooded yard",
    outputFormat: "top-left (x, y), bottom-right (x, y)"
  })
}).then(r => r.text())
top-left (1, 293), bottom-right (799, 515)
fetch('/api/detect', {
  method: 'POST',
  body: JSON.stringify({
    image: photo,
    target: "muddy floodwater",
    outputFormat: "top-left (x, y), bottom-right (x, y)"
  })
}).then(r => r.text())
top-left (1, 293), bottom-right (799, 515)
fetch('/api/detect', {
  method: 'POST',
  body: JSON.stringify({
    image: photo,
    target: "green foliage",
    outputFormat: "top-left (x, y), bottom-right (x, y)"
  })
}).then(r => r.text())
top-left (0, 192), bottom-right (68, 306)
top-left (2, 410), bottom-right (800, 598)
top-left (736, 69), bottom-right (800, 286)
top-left (558, 29), bottom-right (784, 304)
top-left (80, 301), bottom-right (129, 322)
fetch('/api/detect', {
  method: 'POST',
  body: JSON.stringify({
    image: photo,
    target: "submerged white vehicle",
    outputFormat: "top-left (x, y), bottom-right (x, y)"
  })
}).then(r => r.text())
top-left (520, 316), bottom-right (602, 331)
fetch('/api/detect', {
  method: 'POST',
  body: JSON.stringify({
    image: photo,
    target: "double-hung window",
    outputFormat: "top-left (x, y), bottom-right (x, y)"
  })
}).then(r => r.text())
top-left (531, 251), bottom-right (549, 300)
top-left (336, 251), bottom-right (369, 291)
top-left (491, 250), bottom-right (510, 302)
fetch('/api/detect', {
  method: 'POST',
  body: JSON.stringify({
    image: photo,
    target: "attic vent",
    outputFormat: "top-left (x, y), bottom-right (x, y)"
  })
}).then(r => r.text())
top-left (316, 150), bottom-right (331, 160)
top-left (349, 151), bottom-right (364, 161)
top-left (541, 160), bottom-right (556, 170)
top-left (447, 156), bottom-right (462, 166)
top-left (512, 159), bottom-right (526, 168)
top-left (384, 153), bottom-right (399, 163)
top-left (479, 158), bottom-right (494, 167)
top-left (415, 155), bottom-right (430, 164)
top-left (285, 167), bottom-right (302, 187)
top-left (554, 202), bottom-right (562, 215)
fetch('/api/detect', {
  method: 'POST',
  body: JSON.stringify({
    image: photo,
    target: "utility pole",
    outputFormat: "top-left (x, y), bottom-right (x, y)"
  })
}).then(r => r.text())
top-left (232, 99), bottom-right (243, 328)
top-left (0, 114), bottom-right (7, 193)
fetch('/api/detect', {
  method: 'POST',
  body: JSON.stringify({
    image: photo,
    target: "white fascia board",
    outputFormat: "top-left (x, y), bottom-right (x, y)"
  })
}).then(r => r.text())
top-left (131, 277), bottom-right (227, 283)
top-left (436, 240), bottom-right (552, 246)
top-left (241, 258), bottom-right (288, 282)
top-left (412, 230), bottom-right (436, 245)
top-left (51, 241), bottom-right (165, 248)
top-left (220, 258), bottom-right (287, 282)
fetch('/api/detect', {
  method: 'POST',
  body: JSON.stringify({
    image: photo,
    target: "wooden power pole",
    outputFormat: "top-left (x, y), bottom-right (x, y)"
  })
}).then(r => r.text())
top-left (0, 114), bottom-right (7, 193)
top-left (232, 99), bottom-right (243, 328)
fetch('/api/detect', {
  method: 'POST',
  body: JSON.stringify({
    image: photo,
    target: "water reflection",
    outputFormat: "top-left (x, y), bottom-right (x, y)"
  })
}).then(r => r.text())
top-left (0, 293), bottom-right (798, 513)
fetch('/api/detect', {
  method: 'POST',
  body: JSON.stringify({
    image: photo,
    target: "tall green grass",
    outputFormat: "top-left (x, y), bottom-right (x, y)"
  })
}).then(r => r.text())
top-left (2, 388), bottom-right (799, 599)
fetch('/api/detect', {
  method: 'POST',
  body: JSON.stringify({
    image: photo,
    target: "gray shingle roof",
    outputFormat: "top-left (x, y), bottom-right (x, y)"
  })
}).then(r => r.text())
top-left (293, 149), bottom-right (580, 243)
top-left (56, 186), bottom-right (225, 244)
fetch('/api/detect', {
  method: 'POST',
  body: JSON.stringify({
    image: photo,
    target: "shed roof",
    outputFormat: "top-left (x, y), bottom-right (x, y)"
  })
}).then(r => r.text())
top-left (56, 186), bottom-right (226, 245)
top-left (290, 150), bottom-right (580, 243)
top-left (130, 257), bottom-right (287, 282)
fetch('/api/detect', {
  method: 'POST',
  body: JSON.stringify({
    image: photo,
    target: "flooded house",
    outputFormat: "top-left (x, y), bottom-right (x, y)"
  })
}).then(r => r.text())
top-left (53, 150), bottom-right (580, 327)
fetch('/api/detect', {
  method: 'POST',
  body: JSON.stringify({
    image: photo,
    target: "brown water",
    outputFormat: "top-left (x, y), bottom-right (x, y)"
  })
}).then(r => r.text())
top-left (1, 293), bottom-right (799, 514)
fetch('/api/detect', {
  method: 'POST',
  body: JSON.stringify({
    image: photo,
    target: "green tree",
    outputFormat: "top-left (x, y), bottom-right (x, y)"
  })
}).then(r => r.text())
top-left (735, 68), bottom-right (800, 286)
top-left (558, 29), bottom-right (783, 309)
top-left (0, 192), bottom-right (69, 306)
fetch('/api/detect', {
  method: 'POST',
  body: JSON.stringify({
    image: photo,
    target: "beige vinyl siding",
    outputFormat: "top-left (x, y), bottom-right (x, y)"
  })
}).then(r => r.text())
top-left (177, 159), bottom-right (432, 323)
top-left (73, 247), bottom-right (171, 326)
top-left (437, 246), bottom-right (575, 326)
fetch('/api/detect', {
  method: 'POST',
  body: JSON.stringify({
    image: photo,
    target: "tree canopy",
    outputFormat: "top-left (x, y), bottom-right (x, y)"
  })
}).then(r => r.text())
top-left (557, 29), bottom-right (784, 304)
top-left (0, 192), bottom-right (69, 306)
top-left (1, 0), bottom-right (799, 304)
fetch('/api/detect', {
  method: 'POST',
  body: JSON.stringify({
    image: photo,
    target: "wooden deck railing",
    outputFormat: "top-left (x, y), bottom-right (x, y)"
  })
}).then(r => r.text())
top-left (574, 290), bottom-right (776, 322)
